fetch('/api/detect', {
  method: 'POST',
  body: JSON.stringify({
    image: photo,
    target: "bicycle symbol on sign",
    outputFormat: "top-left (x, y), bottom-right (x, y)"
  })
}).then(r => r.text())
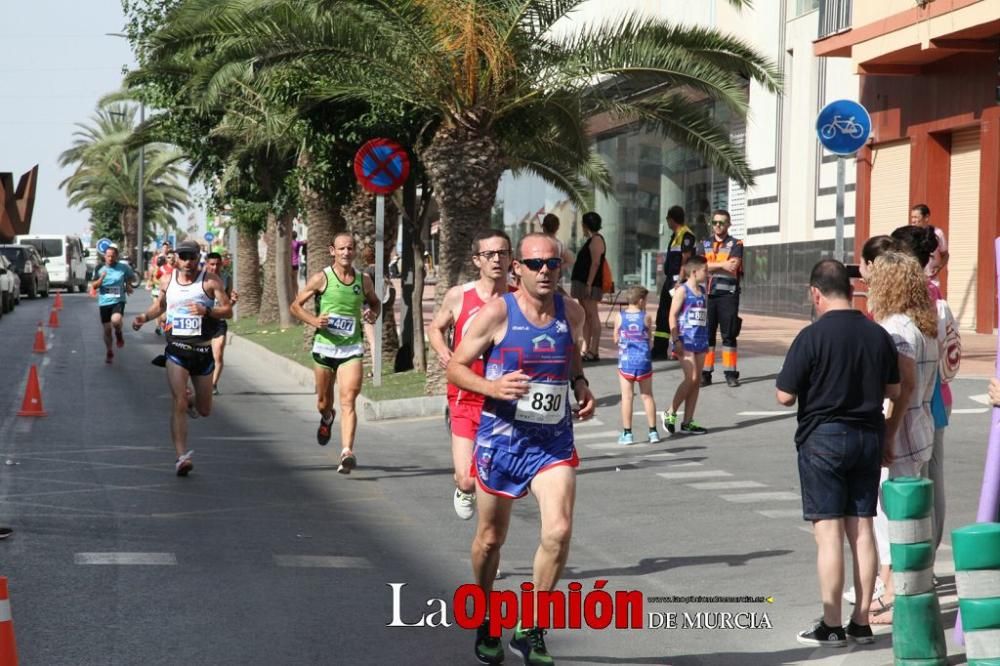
top-left (820, 115), bottom-right (865, 140)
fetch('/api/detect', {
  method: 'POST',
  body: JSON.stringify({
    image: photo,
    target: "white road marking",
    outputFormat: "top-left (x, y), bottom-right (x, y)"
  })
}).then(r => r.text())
top-left (952, 408), bottom-right (989, 415)
top-left (687, 480), bottom-right (767, 491)
top-left (273, 555), bottom-right (372, 569)
top-left (665, 461), bottom-right (704, 468)
top-left (574, 430), bottom-right (622, 441)
top-left (757, 509), bottom-right (802, 519)
top-left (585, 442), bottom-right (649, 449)
top-left (574, 418), bottom-right (605, 428)
top-left (969, 393), bottom-right (991, 406)
top-left (721, 491), bottom-right (800, 503)
top-left (75, 552), bottom-right (177, 565)
top-left (657, 470), bottom-right (732, 480)
top-left (640, 452), bottom-right (677, 458)
top-left (737, 410), bottom-right (794, 416)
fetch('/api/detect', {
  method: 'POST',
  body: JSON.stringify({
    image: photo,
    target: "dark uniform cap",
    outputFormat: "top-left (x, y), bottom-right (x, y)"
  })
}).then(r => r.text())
top-left (175, 240), bottom-right (200, 254)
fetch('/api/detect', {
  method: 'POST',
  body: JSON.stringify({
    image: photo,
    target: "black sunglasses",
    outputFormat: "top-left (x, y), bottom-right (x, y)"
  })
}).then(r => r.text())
top-left (519, 257), bottom-right (562, 271)
top-left (177, 252), bottom-right (198, 261)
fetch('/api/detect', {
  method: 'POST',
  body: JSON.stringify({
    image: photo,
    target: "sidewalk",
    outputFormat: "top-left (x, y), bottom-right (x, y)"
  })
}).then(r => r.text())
top-left (403, 281), bottom-right (996, 379)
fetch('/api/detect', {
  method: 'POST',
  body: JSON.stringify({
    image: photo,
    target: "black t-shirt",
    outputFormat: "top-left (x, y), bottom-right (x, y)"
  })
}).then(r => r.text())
top-left (664, 229), bottom-right (696, 283)
top-left (776, 309), bottom-right (899, 446)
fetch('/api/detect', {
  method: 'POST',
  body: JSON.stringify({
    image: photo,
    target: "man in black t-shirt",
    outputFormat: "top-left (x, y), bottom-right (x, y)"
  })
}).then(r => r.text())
top-left (652, 206), bottom-right (696, 359)
top-left (776, 260), bottom-right (900, 648)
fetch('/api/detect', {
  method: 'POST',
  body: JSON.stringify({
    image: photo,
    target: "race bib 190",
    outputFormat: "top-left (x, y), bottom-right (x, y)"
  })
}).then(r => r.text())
top-left (515, 381), bottom-right (568, 425)
top-left (326, 314), bottom-right (357, 337)
top-left (688, 307), bottom-right (707, 326)
top-left (171, 316), bottom-right (202, 337)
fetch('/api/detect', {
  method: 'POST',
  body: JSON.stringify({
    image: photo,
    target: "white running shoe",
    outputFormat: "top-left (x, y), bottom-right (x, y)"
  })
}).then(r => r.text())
top-left (175, 450), bottom-right (194, 477)
top-left (843, 576), bottom-right (885, 604)
top-left (453, 488), bottom-right (475, 520)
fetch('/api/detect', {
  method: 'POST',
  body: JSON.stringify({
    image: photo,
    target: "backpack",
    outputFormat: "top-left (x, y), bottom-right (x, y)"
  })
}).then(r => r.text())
top-left (936, 298), bottom-right (961, 383)
top-left (600, 257), bottom-right (615, 294)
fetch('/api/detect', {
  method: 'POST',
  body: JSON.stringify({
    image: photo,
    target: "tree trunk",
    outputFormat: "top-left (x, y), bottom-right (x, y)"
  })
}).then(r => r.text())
top-left (259, 212), bottom-right (279, 325)
top-left (298, 148), bottom-right (346, 350)
top-left (236, 226), bottom-right (261, 317)
top-left (275, 211), bottom-right (294, 329)
top-left (120, 207), bottom-right (138, 267)
top-left (420, 125), bottom-right (505, 395)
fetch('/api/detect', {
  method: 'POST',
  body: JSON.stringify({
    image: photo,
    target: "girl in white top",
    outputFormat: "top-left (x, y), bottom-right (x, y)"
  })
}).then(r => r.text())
top-left (865, 250), bottom-right (939, 623)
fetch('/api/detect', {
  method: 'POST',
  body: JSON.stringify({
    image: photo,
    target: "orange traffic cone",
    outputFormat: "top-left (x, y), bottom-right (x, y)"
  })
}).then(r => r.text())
top-left (31, 323), bottom-right (46, 354)
top-left (53, 291), bottom-right (63, 310)
top-left (47, 308), bottom-right (59, 328)
top-left (16, 365), bottom-right (46, 417)
top-left (0, 577), bottom-right (18, 666)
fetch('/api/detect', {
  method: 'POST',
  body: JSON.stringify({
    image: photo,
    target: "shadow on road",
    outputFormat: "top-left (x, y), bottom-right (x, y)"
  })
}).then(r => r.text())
top-left (560, 550), bottom-right (793, 579)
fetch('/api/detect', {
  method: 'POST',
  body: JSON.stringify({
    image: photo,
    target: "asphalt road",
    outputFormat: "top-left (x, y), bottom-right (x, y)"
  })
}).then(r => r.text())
top-left (1, 292), bottom-right (993, 665)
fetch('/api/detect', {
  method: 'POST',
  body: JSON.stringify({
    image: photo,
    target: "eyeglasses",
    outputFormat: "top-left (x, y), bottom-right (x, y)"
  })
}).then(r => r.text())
top-left (519, 257), bottom-right (562, 271)
top-left (475, 249), bottom-right (511, 261)
top-left (712, 219), bottom-right (729, 226)
top-left (176, 252), bottom-right (198, 261)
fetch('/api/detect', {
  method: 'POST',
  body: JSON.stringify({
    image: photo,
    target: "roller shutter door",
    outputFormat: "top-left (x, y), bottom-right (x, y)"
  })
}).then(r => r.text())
top-left (947, 127), bottom-right (980, 330)
top-left (869, 141), bottom-right (911, 239)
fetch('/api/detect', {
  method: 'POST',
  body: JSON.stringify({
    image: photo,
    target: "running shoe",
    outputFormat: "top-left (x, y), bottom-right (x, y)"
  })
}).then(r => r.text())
top-left (726, 374), bottom-right (740, 388)
top-left (175, 451), bottom-right (194, 477)
top-left (213, 384), bottom-right (220, 396)
top-left (105, 350), bottom-right (114, 364)
top-left (845, 620), bottom-right (875, 644)
top-left (316, 412), bottom-right (335, 446)
top-left (617, 431), bottom-right (634, 446)
top-left (155, 326), bottom-right (162, 336)
top-left (475, 619), bottom-right (504, 664)
top-left (648, 429), bottom-right (661, 444)
top-left (509, 624), bottom-right (553, 665)
top-left (0, 527), bottom-right (12, 540)
top-left (680, 421), bottom-right (707, 435)
top-left (186, 399), bottom-right (200, 420)
top-left (796, 621), bottom-right (846, 647)
top-left (700, 371), bottom-right (713, 387)
top-left (337, 449), bottom-right (356, 475)
top-left (115, 328), bottom-right (125, 348)
top-left (661, 411), bottom-right (677, 434)
top-left (454, 488), bottom-right (476, 520)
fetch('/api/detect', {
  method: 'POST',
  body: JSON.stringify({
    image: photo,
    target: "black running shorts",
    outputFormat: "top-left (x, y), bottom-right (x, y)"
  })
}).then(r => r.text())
top-left (166, 341), bottom-right (215, 377)
top-left (312, 353), bottom-right (362, 372)
top-left (99, 302), bottom-right (126, 324)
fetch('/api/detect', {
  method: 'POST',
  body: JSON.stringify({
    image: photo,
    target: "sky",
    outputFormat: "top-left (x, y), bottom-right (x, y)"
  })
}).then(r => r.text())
top-left (0, 1), bottom-right (142, 243)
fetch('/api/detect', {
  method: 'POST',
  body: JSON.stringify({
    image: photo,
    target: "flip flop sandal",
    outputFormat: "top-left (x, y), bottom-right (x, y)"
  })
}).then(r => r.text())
top-left (868, 599), bottom-right (894, 625)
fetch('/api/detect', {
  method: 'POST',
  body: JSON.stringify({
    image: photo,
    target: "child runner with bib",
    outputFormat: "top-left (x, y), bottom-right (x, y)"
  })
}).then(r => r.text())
top-left (663, 255), bottom-right (710, 435)
top-left (614, 286), bottom-right (659, 445)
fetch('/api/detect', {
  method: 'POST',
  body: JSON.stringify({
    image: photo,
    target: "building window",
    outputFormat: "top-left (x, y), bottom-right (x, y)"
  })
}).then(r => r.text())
top-left (794, 0), bottom-right (819, 17)
top-left (818, 0), bottom-right (852, 38)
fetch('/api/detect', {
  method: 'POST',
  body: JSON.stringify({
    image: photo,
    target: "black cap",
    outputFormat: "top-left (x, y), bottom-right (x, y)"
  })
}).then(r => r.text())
top-left (176, 240), bottom-right (200, 254)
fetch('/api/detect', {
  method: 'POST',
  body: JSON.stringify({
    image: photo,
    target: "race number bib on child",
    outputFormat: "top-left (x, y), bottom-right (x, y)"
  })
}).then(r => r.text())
top-left (515, 382), bottom-right (568, 425)
top-left (688, 307), bottom-right (707, 325)
top-left (171, 316), bottom-right (202, 336)
top-left (326, 315), bottom-right (357, 337)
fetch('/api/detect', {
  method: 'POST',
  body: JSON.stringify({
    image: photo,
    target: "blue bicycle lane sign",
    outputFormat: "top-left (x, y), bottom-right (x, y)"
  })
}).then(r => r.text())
top-left (816, 99), bottom-right (871, 155)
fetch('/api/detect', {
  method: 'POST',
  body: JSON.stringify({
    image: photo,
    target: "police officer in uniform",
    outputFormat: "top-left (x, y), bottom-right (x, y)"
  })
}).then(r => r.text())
top-left (698, 209), bottom-right (743, 387)
top-left (652, 205), bottom-right (696, 360)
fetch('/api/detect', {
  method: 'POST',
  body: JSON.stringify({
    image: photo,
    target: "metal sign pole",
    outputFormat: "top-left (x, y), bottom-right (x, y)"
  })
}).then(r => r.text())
top-left (835, 156), bottom-right (846, 263)
top-left (374, 195), bottom-right (385, 387)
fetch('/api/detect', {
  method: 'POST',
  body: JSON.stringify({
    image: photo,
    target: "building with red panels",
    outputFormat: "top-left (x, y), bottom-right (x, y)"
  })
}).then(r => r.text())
top-left (815, 0), bottom-right (1000, 333)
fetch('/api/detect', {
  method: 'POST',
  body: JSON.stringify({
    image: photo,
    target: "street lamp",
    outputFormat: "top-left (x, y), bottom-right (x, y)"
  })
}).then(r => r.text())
top-left (106, 33), bottom-right (144, 272)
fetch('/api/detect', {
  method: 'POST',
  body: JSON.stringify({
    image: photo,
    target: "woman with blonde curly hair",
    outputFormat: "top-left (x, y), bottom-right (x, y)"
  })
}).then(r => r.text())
top-left (865, 250), bottom-right (939, 625)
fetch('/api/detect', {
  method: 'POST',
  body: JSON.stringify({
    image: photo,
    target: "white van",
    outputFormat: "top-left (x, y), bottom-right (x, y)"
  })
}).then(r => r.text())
top-left (15, 234), bottom-right (89, 292)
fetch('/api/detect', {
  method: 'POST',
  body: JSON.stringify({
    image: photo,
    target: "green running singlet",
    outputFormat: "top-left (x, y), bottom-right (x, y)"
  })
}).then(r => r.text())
top-left (312, 266), bottom-right (365, 359)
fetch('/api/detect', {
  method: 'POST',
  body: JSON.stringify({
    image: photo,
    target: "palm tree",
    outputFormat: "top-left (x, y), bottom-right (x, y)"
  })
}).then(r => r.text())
top-left (60, 104), bottom-right (189, 263)
top-left (144, 0), bottom-right (778, 296)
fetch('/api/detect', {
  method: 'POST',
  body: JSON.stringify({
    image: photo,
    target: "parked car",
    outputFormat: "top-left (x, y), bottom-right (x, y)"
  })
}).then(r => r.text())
top-left (0, 244), bottom-right (50, 299)
top-left (14, 234), bottom-right (88, 292)
top-left (0, 255), bottom-right (20, 314)
top-left (85, 245), bottom-right (99, 281)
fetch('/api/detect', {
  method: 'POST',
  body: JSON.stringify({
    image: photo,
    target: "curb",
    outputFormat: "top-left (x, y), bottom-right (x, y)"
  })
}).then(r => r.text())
top-left (227, 332), bottom-right (445, 423)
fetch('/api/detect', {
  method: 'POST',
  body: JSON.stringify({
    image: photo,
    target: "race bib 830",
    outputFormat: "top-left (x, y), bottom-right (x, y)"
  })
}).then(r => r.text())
top-left (515, 382), bottom-right (568, 425)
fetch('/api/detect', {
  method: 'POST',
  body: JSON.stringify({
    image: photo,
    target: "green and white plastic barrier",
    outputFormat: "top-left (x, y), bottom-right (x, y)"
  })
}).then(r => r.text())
top-left (884, 477), bottom-right (947, 665)
top-left (953, 523), bottom-right (1000, 664)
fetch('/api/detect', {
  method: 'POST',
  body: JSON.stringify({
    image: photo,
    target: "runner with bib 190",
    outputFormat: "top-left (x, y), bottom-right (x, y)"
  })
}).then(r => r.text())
top-left (132, 240), bottom-right (233, 476)
top-left (290, 232), bottom-right (380, 474)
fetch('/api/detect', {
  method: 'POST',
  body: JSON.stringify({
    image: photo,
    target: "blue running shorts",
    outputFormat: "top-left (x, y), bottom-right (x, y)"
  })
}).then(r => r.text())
top-left (473, 441), bottom-right (579, 499)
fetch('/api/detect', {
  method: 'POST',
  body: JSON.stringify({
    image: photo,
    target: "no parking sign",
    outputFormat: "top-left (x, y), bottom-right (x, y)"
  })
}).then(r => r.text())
top-left (353, 138), bottom-right (410, 195)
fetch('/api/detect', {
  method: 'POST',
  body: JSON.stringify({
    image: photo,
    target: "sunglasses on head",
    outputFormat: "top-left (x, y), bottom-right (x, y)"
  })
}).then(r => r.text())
top-left (519, 257), bottom-right (562, 271)
top-left (177, 252), bottom-right (198, 260)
